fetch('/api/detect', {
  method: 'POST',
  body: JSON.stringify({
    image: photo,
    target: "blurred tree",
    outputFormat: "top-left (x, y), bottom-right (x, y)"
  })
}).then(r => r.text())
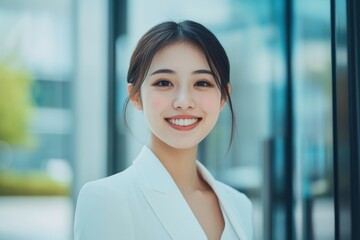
top-left (0, 64), bottom-right (34, 146)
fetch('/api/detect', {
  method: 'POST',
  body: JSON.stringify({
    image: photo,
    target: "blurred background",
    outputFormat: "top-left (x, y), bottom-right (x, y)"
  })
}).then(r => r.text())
top-left (0, 0), bottom-right (359, 240)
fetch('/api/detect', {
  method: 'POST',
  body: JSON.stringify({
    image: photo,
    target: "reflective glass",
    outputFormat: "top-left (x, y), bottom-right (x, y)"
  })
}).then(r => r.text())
top-left (293, 1), bottom-right (335, 239)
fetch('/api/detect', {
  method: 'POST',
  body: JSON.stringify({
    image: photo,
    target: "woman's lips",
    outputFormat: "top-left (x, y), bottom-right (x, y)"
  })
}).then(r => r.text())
top-left (165, 117), bottom-right (202, 131)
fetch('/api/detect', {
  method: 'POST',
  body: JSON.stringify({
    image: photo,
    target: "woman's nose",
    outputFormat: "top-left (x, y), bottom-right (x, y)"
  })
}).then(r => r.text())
top-left (172, 87), bottom-right (195, 110)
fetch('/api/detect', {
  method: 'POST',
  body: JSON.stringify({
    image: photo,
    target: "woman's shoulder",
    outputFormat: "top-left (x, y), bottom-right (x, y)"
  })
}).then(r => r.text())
top-left (74, 166), bottom-right (138, 239)
top-left (77, 164), bottom-right (140, 200)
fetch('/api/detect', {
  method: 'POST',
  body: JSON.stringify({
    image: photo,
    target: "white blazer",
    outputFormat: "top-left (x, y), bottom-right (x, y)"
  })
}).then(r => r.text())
top-left (74, 146), bottom-right (253, 240)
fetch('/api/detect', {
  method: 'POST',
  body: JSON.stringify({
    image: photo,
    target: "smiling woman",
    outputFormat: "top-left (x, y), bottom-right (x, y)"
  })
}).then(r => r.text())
top-left (134, 43), bottom-right (224, 150)
top-left (74, 20), bottom-right (253, 240)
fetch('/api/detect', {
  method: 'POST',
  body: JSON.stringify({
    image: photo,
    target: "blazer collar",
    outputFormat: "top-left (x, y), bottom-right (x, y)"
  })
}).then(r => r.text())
top-left (132, 146), bottom-right (248, 240)
top-left (196, 161), bottom-right (249, 240)
top-left (132, 145), bottom-right (176, 194)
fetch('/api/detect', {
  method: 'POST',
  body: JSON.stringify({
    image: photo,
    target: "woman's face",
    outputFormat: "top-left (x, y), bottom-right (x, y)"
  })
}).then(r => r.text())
top-left (130, 42), bottom-right (226, 149)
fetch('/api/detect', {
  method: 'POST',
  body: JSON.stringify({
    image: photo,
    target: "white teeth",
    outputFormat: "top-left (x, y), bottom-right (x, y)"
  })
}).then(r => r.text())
top-left (169, 118), bottom-right (199, 126)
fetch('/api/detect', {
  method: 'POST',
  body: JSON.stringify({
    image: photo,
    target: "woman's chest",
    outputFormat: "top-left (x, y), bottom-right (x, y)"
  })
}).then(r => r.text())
top-left (184, 190), bottom-right (225, 240)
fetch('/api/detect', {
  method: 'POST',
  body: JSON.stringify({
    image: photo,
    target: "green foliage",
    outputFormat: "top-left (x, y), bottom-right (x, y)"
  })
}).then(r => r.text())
top-left (0, 64), bottom-right (34, 146)
top-left (0, 170), bottom-right (70, 196)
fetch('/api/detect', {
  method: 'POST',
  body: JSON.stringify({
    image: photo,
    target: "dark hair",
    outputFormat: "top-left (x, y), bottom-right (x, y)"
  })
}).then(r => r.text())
top-left (123, 20), bottom-right (236, 147)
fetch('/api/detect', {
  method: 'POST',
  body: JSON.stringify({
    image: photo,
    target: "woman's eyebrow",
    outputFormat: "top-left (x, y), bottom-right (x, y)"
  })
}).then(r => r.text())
top-left (150, 68), bottom-right (214, 76)
top-left (192, 69), bottom-right (214, 75)
top-left (150, 69), bottom-right (175, 75)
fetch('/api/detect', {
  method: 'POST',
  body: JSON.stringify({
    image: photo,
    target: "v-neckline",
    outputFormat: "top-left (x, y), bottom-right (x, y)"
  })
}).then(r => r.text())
top-left (178, 169), bottom-right (227, 240)
top-left (134, 146), bottom-right (244, 239)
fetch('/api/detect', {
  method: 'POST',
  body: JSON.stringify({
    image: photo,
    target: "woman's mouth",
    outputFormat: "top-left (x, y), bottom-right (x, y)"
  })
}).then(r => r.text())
top-left (165, 117), bottom-right (202, 131)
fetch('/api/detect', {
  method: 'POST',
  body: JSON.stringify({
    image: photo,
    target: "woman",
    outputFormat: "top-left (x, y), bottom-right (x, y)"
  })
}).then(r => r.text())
top-left (74, 20), bottom-right (253, 240)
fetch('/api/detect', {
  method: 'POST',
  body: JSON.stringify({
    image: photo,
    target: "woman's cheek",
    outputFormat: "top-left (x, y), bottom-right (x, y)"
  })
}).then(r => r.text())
top-left (199, 94), bottom-right (222, 110)
top-left (145, 92), bottom-right (168, 110)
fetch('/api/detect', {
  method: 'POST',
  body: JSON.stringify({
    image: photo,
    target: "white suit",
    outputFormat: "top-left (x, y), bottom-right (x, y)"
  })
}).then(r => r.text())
top-left (74, 146), bottom-right (253, 240)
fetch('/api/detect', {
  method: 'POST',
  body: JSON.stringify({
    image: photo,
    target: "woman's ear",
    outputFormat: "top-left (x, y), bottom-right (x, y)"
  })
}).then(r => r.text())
top-left (127, 83), bottom-right (143, 110)
top-left (220, 84), bottom-right (231, 111)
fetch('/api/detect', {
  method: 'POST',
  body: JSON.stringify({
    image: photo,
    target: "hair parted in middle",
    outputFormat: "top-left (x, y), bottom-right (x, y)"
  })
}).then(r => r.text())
top-left (124, 20), bottom-right (236, 147)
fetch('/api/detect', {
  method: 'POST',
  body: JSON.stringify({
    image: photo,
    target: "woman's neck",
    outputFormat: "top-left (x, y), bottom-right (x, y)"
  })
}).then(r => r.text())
top-left (148, 137), bottom-right (204, 194)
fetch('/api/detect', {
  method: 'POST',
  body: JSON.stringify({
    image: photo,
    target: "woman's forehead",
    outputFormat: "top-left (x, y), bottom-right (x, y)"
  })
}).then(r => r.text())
top-left (147, 43), bottom-right (210, 73)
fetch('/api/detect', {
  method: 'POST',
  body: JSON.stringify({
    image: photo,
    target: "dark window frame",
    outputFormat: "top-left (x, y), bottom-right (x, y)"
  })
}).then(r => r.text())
top-left (107, 0), bottom-right (127, 175)
top-left (331, 0), bottom-right (360, 239)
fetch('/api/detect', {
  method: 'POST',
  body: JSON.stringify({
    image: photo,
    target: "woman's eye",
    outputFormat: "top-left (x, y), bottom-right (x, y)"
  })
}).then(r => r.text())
top-left (154, 80), bottom-right (172, 87)
top-left (195, 81), bottom-right (212, 87)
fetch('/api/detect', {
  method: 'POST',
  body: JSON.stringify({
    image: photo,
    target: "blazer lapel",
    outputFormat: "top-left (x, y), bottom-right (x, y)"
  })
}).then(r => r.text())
top-left (218, 195), bottom-right (249, 240)
top-left (132, 146), bottom-right (207, 240)
top-left (197, 162), bottom-right (249, 240)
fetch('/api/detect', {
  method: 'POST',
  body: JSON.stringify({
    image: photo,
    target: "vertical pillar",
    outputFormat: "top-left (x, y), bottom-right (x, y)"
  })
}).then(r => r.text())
top-left (73, 0), bottom-right (109, 196)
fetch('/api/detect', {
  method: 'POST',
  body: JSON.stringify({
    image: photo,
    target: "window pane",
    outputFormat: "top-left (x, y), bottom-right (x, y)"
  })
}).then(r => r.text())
top-left (293, 1), bottom-right (335, 239)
